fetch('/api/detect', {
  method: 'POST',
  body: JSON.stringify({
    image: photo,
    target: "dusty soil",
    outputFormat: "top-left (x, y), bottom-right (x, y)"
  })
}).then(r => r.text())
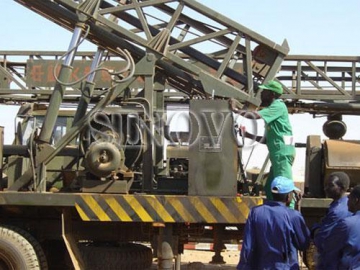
top-left (151, 249), bottom-right (309, 269)
top-left (151, 249), bottom-right (239, 269)
top-left (180, 249), bottom-right (239, 269)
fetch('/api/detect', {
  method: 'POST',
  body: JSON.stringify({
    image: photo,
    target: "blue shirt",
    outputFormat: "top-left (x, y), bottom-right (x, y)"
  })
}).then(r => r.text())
top-left (324, 211), bottom-right (360, 269)
top-left (313, 196), bottom-right (352, 269)
top-left (237, 201), bottom-right (310, 270)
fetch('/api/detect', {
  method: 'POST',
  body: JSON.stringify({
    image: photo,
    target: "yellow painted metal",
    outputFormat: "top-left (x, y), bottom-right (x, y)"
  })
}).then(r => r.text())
top-left (75, 194), bottom-right (263, 224)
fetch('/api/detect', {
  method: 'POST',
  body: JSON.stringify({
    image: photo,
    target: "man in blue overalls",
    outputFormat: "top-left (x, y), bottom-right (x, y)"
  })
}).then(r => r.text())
top-left (237, 176), bottom-right (310, 270)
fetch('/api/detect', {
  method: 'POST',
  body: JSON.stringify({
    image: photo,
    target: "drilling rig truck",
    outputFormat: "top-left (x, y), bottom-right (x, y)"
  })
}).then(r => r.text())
top-left (1, 0), bottom-right (360, 269)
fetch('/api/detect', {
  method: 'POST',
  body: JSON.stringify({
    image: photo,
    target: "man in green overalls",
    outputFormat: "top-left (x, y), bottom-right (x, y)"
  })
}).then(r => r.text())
top-left (230, 80), bottom-right (296, 201)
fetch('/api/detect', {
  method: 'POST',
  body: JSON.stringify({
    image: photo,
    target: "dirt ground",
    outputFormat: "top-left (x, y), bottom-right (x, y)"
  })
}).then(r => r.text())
top-left (151, 249), bottom-right (239, 269)
top-left (179, 249), bottom-right (239, 269)
top-left (151, 249), bottom-right (309, 269)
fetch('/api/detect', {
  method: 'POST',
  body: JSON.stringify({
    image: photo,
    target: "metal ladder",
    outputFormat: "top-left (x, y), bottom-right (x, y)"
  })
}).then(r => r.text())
top-left (14, 0), bottom-right (289, 106)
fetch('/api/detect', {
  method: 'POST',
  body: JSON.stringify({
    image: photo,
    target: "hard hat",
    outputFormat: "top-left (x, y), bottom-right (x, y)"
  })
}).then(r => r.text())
top-left (259, 80), bottom-right (283, 94)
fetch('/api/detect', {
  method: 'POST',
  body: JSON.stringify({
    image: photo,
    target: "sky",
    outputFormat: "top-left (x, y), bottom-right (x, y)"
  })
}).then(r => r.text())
top-left (2, 0), bottom-right (360, 55)
top-left (1, 0), bottom-right (360, 179)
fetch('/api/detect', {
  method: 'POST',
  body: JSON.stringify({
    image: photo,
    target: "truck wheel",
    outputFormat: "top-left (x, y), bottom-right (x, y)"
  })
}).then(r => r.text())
top-left (80, 242), bottom-right (153, 270)
top-left (0, 225), bottom-right (48, 270)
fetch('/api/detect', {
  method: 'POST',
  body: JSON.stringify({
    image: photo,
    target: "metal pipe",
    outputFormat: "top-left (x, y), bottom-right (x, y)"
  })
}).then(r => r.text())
top-left (158, 242), bottom-right (174, 270)
top-left (64, 27), bottom-right (83, 67)
top-left (3, 145), bottom-right (81, 157)
top-left (73, 48), bottom-right (104, 125)
top-left (174, 254), bottom-right (181, 270)
top-left (38, 25), bottom-right (84, 143)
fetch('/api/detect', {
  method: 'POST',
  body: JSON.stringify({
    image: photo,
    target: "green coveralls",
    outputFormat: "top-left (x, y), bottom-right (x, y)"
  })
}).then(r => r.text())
top-left (258, 99), bottom-right (296, 200)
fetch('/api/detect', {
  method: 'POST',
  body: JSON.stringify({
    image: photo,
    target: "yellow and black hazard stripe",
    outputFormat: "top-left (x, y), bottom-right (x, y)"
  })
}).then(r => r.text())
top-left (75, 194), bottom-right (262, 224)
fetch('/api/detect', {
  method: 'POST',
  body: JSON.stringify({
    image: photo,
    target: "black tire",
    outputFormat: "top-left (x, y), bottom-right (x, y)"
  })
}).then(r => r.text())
top-left (79, 242), bottom-right (153, 270)
top-left (0, 225), bottom-right (48, 270)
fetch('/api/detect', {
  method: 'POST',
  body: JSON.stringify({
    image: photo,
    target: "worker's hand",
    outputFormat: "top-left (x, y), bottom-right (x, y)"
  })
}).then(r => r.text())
top-left (228, 98), bottom-right (242, 113)
top-left (294, 190), bottom-right (302, 202)
top-left (293, 190), bottom-right (302, 210)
